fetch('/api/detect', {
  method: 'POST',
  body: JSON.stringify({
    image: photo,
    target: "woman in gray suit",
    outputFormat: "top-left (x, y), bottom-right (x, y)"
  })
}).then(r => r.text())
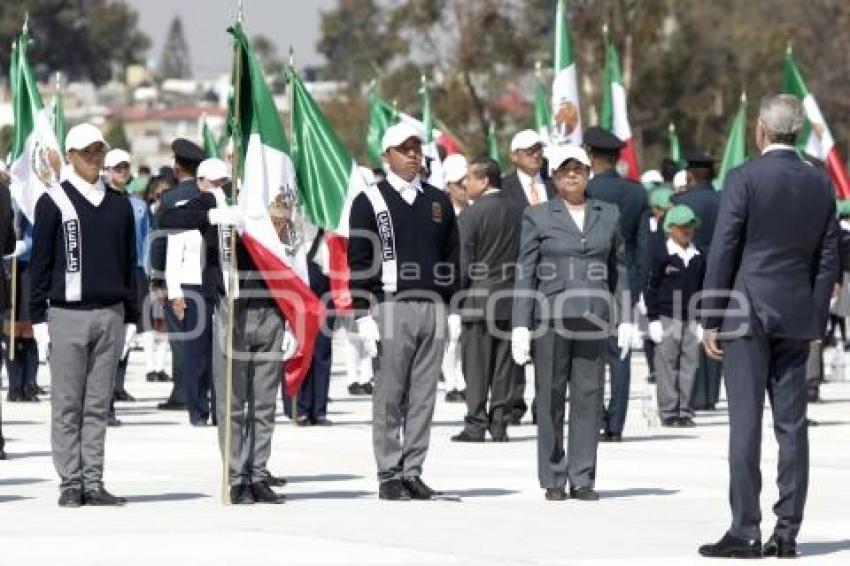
top-left (511, 145), bottom-right (631, 501)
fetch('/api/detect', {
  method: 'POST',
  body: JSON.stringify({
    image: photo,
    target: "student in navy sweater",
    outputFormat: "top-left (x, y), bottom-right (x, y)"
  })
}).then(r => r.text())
top-left (30, 124), bottom-right (138, 507)
top-left (645, 204), bottom-right (706, 428)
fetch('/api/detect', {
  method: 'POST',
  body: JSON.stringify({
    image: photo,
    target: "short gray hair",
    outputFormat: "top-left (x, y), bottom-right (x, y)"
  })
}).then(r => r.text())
top-left (758, 94), bottom-right (805, 142)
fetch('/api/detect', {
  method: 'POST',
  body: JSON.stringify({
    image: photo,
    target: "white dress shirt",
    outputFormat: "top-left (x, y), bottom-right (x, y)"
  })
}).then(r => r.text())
top-left (566, 203), bottom-right (586, 232)
top-left (517, 169), bottom-right (548, 204)
top-left (66, 170), bottom-right (106, 206)
top-left (762, 143), bottom-right (797, 156)
top-left (385, 170), bottom-right (423, 205)
top-left (666, 238), bottom-right (700, 267)
top-left (165, 231), bottom-right (204, 299)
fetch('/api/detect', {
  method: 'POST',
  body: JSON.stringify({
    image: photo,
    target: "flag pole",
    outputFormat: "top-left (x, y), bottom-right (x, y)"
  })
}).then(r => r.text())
top-left (221, 0), bottom-right (245, 506)
top-left (287, 46), bottom-right (299, 423)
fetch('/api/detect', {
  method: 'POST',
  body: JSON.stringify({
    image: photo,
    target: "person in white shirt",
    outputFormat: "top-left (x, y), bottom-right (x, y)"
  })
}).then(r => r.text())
top-left (165, 158), bottom-right (230, 426)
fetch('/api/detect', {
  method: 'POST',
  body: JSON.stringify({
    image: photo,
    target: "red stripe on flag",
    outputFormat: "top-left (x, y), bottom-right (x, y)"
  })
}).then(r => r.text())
top-left (826, 148), bottom-right (850, 199)
top-left (325, 231), bottom-right (352, 313)
top-left (240, 233), bottom-right (326, 397)
top-left (620, 138), bottom-right (641, 182)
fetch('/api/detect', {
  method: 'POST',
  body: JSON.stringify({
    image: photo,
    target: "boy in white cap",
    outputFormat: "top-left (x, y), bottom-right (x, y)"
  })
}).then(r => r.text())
top-left (30, 123), bottom-right (138, 507)
top-left (348, 122), bottom-right (460, 500)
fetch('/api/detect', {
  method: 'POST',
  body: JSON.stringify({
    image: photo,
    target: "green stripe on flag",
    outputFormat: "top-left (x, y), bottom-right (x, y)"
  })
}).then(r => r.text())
top-left (10, 28), bottom-right (43, 162)
top-left (715, 93), bottom-right (748, 190)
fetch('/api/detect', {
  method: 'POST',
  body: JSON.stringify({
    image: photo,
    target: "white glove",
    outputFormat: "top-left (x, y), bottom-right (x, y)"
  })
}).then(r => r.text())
top-left (648, 320), bottom-right (664, 344)
top-left (447, 314), bottom-right (462, 342)
top-left (121, 323), bottom-right (137, 359)
top-left (694, 323), bottom-right (705, 343)
top-left (637, 293), bottom-right (647, 316)
top-left (4, 240), bottom-right (27, 259)
top-left (355, 315), bottom-right (380, 358)
top-left (208, 206), bottom-right (244, 226)
top-left (617, 323), bottom-right (637, 360)
top-left (33, 322), bottom-right (50, 362)
top-left (511, 327), bottom-right (531, 366)
top-left (281, 328), bottom-right (297, 361)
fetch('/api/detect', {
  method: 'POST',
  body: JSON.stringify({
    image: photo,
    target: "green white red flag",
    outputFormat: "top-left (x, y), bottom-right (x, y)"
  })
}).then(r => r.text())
top-left (715, 92), bottom-right (748, 190)
top-left (227, 22), bottom-right (324, 396)
top-left (783, 46), bottom-right (850, 198)
top-left (601, 26), bottom-right (640, 181)
top-left (551, 0), bottom-right (582, 145)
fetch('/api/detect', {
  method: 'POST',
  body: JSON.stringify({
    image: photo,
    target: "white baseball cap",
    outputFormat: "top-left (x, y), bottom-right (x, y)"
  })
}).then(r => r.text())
top-left (381, 122), bottom-right (424, 153)
top-left (510, 129), bottom-right (543, 152)
top-left (640, 169), bottom-right (664, 186)
top-left (548, 144), bottom-right (591, 173)
top-left (65, 123), bottom-right (109, 152)
top-left (673, 170), bottom-right (688, 190)
top-left (197, 158), bottom-right (231, 181)
top-left (104, 148), bottom-right (131, 168)
top-left (443, 154), bottom-right (468, 184)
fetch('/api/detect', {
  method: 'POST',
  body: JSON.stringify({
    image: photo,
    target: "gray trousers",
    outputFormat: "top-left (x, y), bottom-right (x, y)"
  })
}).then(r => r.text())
top-left (49, 305), bottom-right (124, 491)
top-left (723, 320), bottom-right (809, 542)
top-left (654, 316), bottom-right (699, 419)
top-left (534, 320), bottom-right (605, 489)
top-left (213, 301), bottom-right (284, 486)
top-left (460, 319), bottom-right (511, 437)
top-left (373, 301), bottom-right (445, 482)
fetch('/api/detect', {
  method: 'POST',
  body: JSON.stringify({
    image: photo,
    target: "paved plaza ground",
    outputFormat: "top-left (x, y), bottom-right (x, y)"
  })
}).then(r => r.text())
top-left (1, 345), bottom-right (849, 565)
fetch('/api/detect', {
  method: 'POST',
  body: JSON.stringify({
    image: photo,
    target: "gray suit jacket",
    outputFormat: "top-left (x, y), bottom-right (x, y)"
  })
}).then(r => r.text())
top-left (512, 198), bottom-right (628, 329)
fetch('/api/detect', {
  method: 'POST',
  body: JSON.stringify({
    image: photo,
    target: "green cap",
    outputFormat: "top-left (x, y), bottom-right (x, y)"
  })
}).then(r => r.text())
top-left (837, 200), bottom-right (850, 218)
top-left (649, 187), bottom-right (673, 210)
top-left (663, 204), bottom-right (700, 232)
top-left (127, 177), bottom-right (148, 195)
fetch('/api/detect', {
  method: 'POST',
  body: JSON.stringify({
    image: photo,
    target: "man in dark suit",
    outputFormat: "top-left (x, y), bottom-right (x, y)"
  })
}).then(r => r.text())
top-left (584, 126), bottom-right (648, 441)
top-left (673, 150), bottom-right (723, 411)
top-left (149, 139), bottom-right (205, 412)
top-left (500, 130), bottom-right (556, 425)
top-left (699, 94), bottom-right (838, 559)
top-left (0, 168), bottom-right (19, 459)
top-left (450, 156), bottom-right (522, 443)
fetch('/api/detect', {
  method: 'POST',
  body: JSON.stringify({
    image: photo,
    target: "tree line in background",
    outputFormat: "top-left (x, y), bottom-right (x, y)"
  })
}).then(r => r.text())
top-left (2, 0), bottom-right (850, 173)
top-left (317, 0), bottom-right (850, 171)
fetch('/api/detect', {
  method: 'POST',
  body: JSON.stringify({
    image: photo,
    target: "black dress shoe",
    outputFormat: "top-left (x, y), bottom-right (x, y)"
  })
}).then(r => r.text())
top-left (378, 479), bottom-right (410, 501)
top-left (250, 481), bottom-right (286, 504)
top-left (156, 371), bottom-right (171, 382)
top-left (402, 477), bottom-right (442, 500)
top-left (107, 415), bottom-right (122, 427)
top-left (763, 534), bottom-right (798, 558)
top-left (295, 415), bottom-right (311, 426)
top-left (114, 389), bottom-right (135, 402)
top-left (264, 473), bottom-right (288, 487)
top-left (37, 385), bottom-right (48, 395)
top-left (7, 391), bottom-right (24, 402)
top-left (84, 487), bottom-right (127, 506)
top-left (311, 416), bottom-right (333, 426)
top-left (599, 431), bottom-right (622, 442)
top-left (509, 414), bottom-right (524, 426)
top-left (698, 532), bottom-right (762, 558)
top-left (444, 389), bottom-right (464, 403)
top-left (362, 382), bottom-right (373, 395)
top-left (489, 430), bottom-right (510, 443)
top-left (661, 417), bottom-right (678, 427)
top-left (678, 416), bottom-right (696, 428)
top-left (58, 488), bottom-right (83, 507)
top-left (22, 391), bottom-right (39, 402)
top-left (569, 486), bottom-right (600, 501)
top-left (545, 487), bottom-right (568, 501)
top-left (451, 431), bottom-right (484, 443)
top-left (158, 400), bottom-right (185, 410)
top-left (145, 371), bottom-right (159, 382)
top-left (229, 484), bottom-right (254, 504)
top-left (348, 383), bottom-right (364, 395)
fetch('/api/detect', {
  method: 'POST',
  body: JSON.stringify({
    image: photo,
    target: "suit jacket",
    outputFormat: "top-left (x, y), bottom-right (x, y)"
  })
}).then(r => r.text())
top-left (586, 169), bottom-right (650, 297)
top-left (149, 178), bottom-right (200, 281)
top-left (458, 190), bottom-right (522, 321)
top-left (512, 198), bottom-right (628, 329)
top-left (0, 182), bottom-right (17, 312)
top-left (501, 171), bottom-right (557, 211)
top-left (671, 183), bottom-right (720, 251)
top-left (702, 149), bottom-right (838, 340)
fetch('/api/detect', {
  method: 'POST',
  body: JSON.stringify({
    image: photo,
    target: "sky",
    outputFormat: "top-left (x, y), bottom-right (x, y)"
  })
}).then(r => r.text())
top-left (123, 0), bottom-right (338, 79)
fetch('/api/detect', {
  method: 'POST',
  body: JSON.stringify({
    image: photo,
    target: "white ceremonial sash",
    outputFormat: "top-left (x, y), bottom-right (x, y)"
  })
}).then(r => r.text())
top-left (363, 184), bottom-right (398, 293)
top-left (46, 184), bottom-right (82, 302)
